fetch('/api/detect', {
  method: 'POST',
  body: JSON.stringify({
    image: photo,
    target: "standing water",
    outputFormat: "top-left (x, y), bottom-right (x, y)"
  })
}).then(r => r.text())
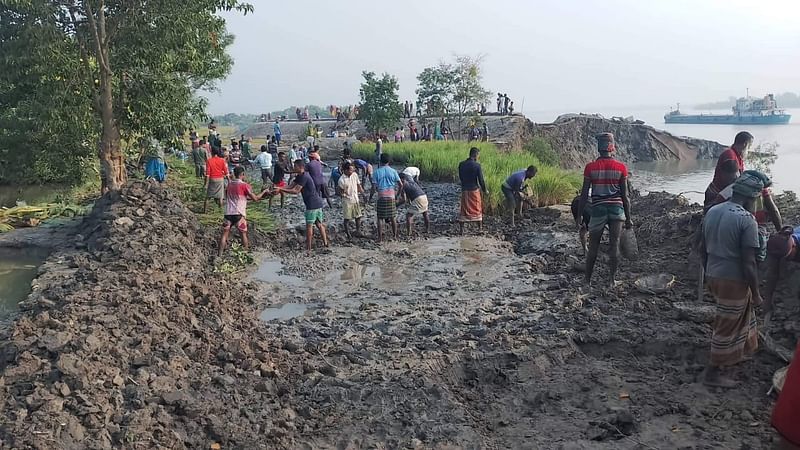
top-left (0, 248), bottom-right (48, 321)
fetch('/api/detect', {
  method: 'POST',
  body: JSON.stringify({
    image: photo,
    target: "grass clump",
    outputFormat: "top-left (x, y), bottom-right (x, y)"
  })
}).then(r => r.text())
top-left (352, 140), bottom-right (580, 213)
top-left (165, 156), bottom-right (275, 232)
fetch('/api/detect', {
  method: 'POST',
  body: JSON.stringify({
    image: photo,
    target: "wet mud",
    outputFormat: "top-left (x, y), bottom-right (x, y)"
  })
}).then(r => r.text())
top-left (0, 180), bottom-right (797, 449)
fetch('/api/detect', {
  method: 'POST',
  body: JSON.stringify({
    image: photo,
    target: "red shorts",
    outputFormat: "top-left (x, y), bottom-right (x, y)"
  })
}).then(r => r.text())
top-left (773, 343), bottom-right (800, 446)
top-left (274, 180), bottom-right (286, 188)
top-left (223, 214), bottom-right (248, 232)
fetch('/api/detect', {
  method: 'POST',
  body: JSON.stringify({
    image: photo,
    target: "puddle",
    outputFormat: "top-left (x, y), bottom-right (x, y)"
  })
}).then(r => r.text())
top-left (0, 247), bottom-right (48, 320)
top-left (253, 258), bottom-right (304, 285)
top-left (260, 302), bottom-right (310, 321)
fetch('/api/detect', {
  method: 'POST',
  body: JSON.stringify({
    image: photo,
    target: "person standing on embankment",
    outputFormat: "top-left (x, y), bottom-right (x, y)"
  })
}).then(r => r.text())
top-left (204, 147), bottom-right (229, 213)
top-left (701, 173), bottom-right (765, 388)
top-left (273, 119), bottom-right (282, 145)
top-left (457, 147), bottom-right (488, 234)
top-left (578, 132), bottom-right (632, 287)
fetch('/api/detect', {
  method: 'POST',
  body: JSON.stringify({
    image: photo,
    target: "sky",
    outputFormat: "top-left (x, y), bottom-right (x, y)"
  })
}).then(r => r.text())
top-left (205, 0), bottom-right (800, 116)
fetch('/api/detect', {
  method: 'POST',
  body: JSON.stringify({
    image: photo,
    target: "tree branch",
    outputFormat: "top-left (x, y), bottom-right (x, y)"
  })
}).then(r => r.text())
top-left (83, 0), bottom-right (111, 76)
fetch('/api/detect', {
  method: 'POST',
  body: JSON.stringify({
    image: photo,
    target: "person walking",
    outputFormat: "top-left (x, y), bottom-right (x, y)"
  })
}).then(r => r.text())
top-left (458, 147), bottom-right (488, 234)
top-left (701, 174), bottom-right (765, 388)
top-left (578, 133), bottom-right (632, 287)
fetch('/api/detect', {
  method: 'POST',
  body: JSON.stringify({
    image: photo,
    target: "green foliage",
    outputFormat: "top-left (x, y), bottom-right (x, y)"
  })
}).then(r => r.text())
top-left (524, 137), bottom-right (560, 167)
top-left (416, 55), bottom-right (491, 137)
top-left (0, 0), bottom-right (252, 185)
top-left (746, 141), bottom-right (779, 177)
top-left (357, 71), bottom-right (402, 134)
top-left (352, 141), bottom-right (580, 212)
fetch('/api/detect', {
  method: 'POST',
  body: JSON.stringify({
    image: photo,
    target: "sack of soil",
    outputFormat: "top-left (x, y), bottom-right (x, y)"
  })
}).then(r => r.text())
top-left (620, 228), bottom-right (639, 260)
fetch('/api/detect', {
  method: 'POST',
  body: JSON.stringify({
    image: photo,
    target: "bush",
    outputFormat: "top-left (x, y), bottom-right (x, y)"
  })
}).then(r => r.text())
top-left (352, 141), bottom-right (581, 213)
top-left (524, 137), bottom-right (560, 167)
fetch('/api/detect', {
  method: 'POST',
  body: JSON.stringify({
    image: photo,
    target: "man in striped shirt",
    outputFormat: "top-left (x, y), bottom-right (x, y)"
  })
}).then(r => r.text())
top-left (578, 133), bottom-right (633, 287)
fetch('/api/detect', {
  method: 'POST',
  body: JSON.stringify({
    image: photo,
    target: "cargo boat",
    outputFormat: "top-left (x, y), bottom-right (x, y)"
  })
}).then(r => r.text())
top-left (664, 94), bottom-right (791, 125)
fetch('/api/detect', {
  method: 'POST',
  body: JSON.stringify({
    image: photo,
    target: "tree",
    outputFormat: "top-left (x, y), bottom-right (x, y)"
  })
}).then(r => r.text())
top-left (357, 71), bottom-right (402, 135)
top-left (416, 54), bottom-right (491, 138)
top-left (0, 0), bottom-right (252, 190)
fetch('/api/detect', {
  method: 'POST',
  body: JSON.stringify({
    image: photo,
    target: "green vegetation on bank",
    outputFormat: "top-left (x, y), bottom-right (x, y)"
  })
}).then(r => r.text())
top-left (352, 140), bottom-right (581, 212)
top-left (165, 156), bottom-right (275, 232)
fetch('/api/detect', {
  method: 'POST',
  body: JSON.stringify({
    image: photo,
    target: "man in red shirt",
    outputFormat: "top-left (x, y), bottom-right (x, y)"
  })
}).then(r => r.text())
top-left (703, 131), bottom-right (753, 210)
top-left (204, 147), bottom-right (230, 213)
top-left (578, 133), bottom-right (632, 287)
top-left (218, 166), bottom-right (270, 256)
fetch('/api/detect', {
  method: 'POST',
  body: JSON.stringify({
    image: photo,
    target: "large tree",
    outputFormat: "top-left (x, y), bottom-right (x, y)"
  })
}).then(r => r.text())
top-left (357, 71), bottom-right (402, 135)
top-left (416, 54), bottom-right (491, 138)
top-left (0, 0), bottom-right (251, 190)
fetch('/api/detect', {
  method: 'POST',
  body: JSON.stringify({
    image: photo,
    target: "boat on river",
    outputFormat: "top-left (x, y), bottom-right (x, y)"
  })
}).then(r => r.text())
top-left (664, 94), bottom-right (791, 125)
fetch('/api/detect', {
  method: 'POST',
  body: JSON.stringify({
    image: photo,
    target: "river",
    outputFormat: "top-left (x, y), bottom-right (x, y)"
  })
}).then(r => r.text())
top-left (526, 107), bottom-right (800, 203)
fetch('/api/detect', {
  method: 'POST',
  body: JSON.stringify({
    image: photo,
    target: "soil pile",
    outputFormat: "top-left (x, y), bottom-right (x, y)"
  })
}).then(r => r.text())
top-left (529, 115), bottom-right (727, 170)
top-left (0, 181), bottom-right (295, 449)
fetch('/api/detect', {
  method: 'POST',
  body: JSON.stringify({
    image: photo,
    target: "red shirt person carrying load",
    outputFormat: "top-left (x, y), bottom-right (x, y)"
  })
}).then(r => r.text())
top-left (704, 131), bottom-right (753, 211)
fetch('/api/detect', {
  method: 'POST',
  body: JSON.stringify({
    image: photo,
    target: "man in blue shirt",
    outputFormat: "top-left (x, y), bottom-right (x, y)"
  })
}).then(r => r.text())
top-left (502, 166), bottom-right (537, 226)
top-left (274, 160), bottom-right (329, 254)
top-left (273, 120), bottom-right (282, 145)
top-left (372, 153), bottom-right (402, 242)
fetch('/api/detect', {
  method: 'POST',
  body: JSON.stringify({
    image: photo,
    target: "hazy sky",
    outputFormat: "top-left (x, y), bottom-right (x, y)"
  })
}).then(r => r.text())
top-left (205, 0), bottom-right (800, 115)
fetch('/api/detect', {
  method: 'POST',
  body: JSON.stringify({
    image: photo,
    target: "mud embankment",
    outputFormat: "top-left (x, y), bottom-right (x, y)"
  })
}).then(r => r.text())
top-left (2, 179), bottom-right (798, 448)
top-left (527, 114), bottom-right (727, 170)
top-left (0, 182), bottom-right (300, 449)
top-left (244, 113), bottom-right (725, 171)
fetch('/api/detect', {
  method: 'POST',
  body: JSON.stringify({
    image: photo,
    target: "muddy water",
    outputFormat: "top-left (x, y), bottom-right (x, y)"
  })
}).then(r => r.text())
top-left (0, 248), bottom-right (48, 320)
top-left (252, 236), bottom-right (512, 321)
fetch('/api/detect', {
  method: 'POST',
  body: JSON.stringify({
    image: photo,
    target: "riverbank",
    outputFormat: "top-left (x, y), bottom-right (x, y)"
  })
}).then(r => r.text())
top-left (1, 174), bottom-right (797, 448)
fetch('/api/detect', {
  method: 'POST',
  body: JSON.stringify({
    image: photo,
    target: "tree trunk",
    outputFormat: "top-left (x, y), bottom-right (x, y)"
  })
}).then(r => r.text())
top-left (87, 0), bottom-right (126, 192)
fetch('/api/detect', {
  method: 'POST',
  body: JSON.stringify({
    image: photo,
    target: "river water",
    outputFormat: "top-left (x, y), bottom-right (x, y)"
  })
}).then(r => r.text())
top-left (526, 107), bottom-right (800, 203)
top-left (0, 248), bottom-right (48, 322)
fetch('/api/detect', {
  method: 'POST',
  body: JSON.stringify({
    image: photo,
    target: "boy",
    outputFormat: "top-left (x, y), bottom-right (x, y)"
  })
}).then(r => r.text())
top-left (338, 162), bottom-right (364, 238)
top-left (269, 152), bottom-right (290, 208)
top-left (218, 166), bottom-right (270, 256)
top-left (275, 160), bottom-right (330, 254)
top-left (501, 165), bottom-right (538, 226)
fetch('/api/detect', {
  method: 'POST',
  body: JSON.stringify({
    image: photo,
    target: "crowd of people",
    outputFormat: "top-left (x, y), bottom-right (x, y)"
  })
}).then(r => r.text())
top-left (188, 125), bottom-right (797, 446)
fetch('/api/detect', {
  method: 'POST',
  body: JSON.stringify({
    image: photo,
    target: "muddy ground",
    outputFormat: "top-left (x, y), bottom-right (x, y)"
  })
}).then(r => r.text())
top-left (0, 178), bottom-right (797, 449)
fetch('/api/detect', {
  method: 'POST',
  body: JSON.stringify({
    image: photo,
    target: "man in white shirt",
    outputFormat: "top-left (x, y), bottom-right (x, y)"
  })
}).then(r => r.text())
top-left (253, 145), bottom-right (273, 187)
top-left (401, 166), bottom-right (420, 182)
top-left (338, 162), bottom-right (364, 238)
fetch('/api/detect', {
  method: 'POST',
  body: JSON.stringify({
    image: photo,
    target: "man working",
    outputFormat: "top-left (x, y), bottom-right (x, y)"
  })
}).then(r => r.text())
top-left (578, 133), bottom-right (632, 287)
top-left (709, 170), bottom-right (782, 262)
top-left (204, 147), bottom-right (229, 213)
top-left (401, 166), bottom-right (420, 183)
top-left (501, 165), bottom-right (538, 226)
top-left (307, 147), bottom-right (332, 208)
top-left (338, 162), bottom-right (364, 239)
top-left (253, 145), bottom-right (273, 188)
top-left (268, 152), bottom-right (290, 209)
top-left (763, 225), bottom-right (800, 318)
top-left (399, 172), bottom-right (430, 236)
top-left (274, 160), bottom-right (330, 254)
top-left (354, 158), bottom-right (373, 190)
top-left (372, 153), bottom-right (402, 242)
top-left (704, 131), bottom-right (753, 210)
top-left (458, 147), bottom-right (488, 234)
top-left (218, 166), bottom-right (270, 256)
top-left (701, 173), bottom-right (765, 388)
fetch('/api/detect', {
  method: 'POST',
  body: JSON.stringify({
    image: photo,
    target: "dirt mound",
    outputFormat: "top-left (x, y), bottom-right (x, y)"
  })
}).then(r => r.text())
top-left (0, 181), bottom-right (295, 449)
